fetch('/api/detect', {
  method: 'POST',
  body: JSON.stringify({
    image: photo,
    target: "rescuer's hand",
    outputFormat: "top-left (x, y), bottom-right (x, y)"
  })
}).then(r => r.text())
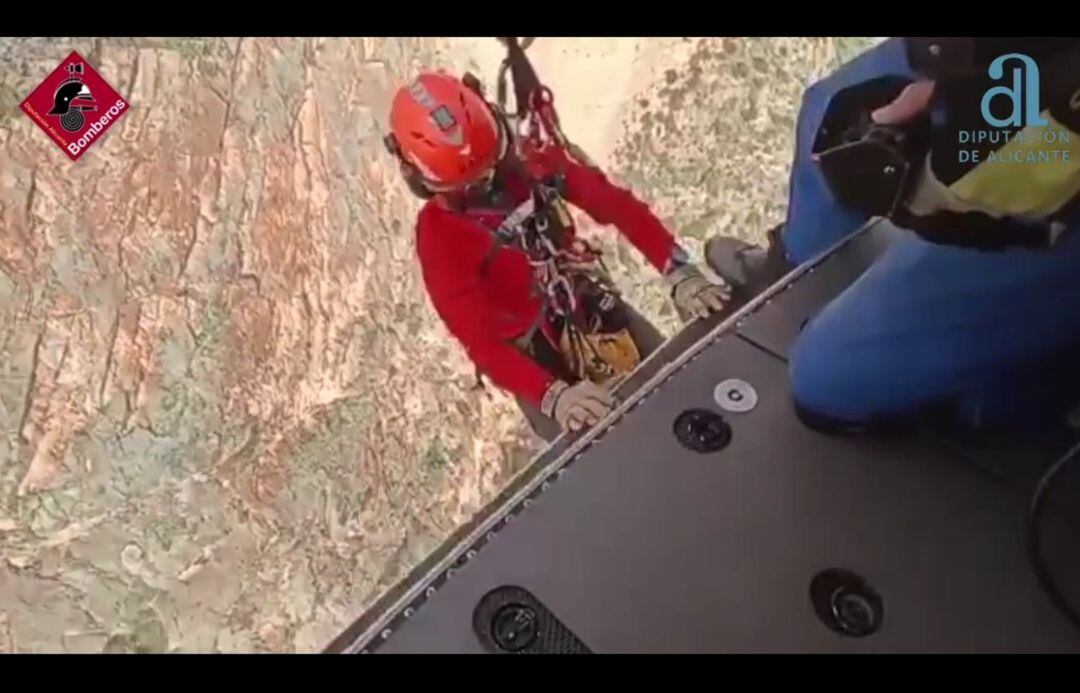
top-left (665, 264), bottom-right (732, 320)
top-left (541, 380), bottom-right (617, 433)
top-left (871, 80), bottom-right (935, 125)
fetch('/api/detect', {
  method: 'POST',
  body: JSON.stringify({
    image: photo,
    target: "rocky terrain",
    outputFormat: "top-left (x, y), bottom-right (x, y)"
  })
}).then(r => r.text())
top-left (0, 36), bottom-right (876, 653)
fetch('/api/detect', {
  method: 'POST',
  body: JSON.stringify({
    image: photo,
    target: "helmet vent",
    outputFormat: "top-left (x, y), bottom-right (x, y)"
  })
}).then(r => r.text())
top-left (410, 131), bottom-right (436, 149)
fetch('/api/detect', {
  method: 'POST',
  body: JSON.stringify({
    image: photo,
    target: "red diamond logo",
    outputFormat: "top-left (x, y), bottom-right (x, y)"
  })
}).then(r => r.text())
top-left (20, 50), bottom-right (130, 161)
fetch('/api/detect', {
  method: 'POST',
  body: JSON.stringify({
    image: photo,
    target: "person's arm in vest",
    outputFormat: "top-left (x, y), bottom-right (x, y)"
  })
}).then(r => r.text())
top-left (416, 209), bottom-right (557, 409)
top-left (905, 37), bottom-right (1080, 164)
top-left (898, 38), bottom-right (1080, 244)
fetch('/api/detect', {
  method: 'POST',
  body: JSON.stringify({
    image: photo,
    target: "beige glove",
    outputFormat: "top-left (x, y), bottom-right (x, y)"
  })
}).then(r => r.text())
top-left (540, 380), bottom-right (617, 433)
top-left (665, 264), bottom-right (732, 320)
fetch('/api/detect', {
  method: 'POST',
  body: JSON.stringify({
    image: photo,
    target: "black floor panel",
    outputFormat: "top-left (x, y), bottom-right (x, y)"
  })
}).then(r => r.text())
top-left (334, 220), bottom-right (1080, 654)
top-left (374, 336), bottom-right (1080, 653)
top-left (926, 427), bottom-right (1079, 497)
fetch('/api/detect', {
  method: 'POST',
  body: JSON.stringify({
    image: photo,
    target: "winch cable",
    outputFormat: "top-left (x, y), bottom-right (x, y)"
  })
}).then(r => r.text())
top-left (1027, 438), bottom-right (1080, 634)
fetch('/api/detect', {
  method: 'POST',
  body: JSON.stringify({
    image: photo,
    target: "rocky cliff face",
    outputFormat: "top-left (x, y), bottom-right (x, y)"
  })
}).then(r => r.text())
top-left (0, 37), bottom-right (875, 652)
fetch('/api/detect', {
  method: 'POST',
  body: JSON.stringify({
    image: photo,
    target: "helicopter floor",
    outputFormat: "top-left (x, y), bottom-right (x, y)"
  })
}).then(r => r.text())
top-left (327, 220), bottom-right (1080, 654)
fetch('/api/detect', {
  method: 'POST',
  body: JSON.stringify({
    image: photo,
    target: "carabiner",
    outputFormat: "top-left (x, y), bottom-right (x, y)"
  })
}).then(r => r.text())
top-left (548, 275), bottom-right (576, 315)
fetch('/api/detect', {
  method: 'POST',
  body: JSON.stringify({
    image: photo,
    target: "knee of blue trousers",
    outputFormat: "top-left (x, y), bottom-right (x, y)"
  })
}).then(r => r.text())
top-left (782, 38), bottom-right (919, 265)
top-left (788, 311), bottom-right (928, 425)
top-left (789, 225), bottom-right (1080, 427)
top-left (788, 325), bottom-right (1070, 429)
top-left (789, 322), bottom-right (870, 425)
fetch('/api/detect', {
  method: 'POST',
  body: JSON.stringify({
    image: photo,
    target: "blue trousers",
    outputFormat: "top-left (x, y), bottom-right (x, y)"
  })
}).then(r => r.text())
top-left (785, 39), bottom-right (1080, 429)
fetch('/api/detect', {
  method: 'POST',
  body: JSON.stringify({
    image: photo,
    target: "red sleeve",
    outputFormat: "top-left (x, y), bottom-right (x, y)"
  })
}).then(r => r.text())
top-left (416, 206), bottom-right (557, 407)
top-left (556, 152), bottom-right (677, 272)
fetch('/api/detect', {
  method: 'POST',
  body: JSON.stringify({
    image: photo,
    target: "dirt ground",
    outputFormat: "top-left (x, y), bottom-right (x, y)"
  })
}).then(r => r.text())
top-left (0, 36), bottom-right (876, 653)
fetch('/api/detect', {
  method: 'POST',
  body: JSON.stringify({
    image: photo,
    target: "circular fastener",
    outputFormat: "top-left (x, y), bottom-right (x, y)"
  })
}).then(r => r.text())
top-left (425, 587), bottom-right (436, 598)
top-left (883, 165), bottom-right (896, 176)
top-left (929, 43), bottom-right (942, 56)
top-left (466, 549), bottom-right (477, 559)
top-left (714, 379), bottom-right (758, 414)
top-left (523, 499), bottom-right (533, 508)
top-left (486, 532), bottom-right (496, 541)
top-left (831, 589), bottom-right (877, 636)
top-left (810, 568), bottom-right (884, 638)
top-left (490, 603), bottom-right (538, 652)
top-left (380, 628), bottom-right (392, 640)
top-left (446, 568), bottom-right (456, 579)
top-left (673, 408), bottom-right (732, 453)
top-left (541, 481), bottom-right (550, 491)
top-left (403, 607), bottom-right (415, 619)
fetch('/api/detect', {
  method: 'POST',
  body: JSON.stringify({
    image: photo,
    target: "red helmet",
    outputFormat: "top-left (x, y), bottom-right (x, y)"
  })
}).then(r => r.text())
top-left (388, 72), bottom-right (508, 193)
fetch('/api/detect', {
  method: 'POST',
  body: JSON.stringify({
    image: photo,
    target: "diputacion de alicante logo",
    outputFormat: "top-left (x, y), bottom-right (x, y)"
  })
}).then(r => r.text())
top-left (20, 50), bottom-right (130, 161)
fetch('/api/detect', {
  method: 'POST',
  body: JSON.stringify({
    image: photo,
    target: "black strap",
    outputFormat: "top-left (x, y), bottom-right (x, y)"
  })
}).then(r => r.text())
top-left (892, 207), bottom-right (1057, 251)
top-left (497, 38), bottom-right (542, 119)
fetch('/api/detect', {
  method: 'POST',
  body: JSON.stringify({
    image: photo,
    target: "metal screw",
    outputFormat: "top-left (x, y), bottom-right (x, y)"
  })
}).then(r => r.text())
top-left (403, 608), bottom-right (414, 619)
top-left (486, 532), bottom-right (496, 541)
top-left (446, 568), bottom-right (456, 579)
top-left (523, 499), bottom-right (533, 508)
top-left (883, 165), bottom-right (896, 176)
top-left (381, 628), bottom-right (392, 640)
top-left (466, 549), bottom-right (477, 559)
top-left (929, 43), bottom-right (942, 57)
top-left (425, 587), bottom-right (436, 598)
top-left (541, 481), bottom-right (550, 491)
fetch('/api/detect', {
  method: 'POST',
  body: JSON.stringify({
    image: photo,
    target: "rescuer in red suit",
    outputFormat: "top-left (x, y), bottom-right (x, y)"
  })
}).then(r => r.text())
top-left (386, 72), bottom-right (731, 441)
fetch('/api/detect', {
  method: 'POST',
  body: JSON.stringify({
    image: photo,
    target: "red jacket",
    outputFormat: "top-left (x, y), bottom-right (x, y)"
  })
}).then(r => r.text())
top-left (416, 146), bottom-right (677, 407)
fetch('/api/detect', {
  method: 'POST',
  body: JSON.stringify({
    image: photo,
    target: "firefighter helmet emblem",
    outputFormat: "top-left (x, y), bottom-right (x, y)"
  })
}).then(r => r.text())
top-left (48, 62), bottom-right (98, 132)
